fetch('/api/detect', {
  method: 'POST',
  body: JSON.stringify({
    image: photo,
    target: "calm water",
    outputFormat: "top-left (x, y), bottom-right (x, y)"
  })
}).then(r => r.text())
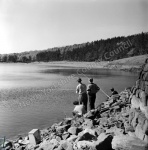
top-left (0, 63), bottom-right (137, 139)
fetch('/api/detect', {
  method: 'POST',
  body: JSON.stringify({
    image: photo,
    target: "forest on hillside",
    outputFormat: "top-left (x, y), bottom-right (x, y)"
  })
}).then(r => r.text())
top-left (0, 32), bottom-right (148, 63)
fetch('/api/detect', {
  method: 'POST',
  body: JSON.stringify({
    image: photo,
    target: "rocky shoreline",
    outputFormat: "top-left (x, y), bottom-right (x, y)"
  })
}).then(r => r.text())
top-left (2, 88), bottom-right (148, 150)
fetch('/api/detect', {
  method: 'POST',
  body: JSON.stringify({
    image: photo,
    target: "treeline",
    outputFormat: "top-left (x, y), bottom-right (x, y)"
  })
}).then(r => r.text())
top-left (0, 32), bottom-right (148, 63)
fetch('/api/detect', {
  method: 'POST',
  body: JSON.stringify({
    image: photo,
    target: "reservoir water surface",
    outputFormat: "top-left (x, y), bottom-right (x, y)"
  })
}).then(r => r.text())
top-left (0, 63), bottom-right (138, 139)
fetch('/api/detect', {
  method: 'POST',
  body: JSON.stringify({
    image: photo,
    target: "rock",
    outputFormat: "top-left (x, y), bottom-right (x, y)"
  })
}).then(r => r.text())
top-left (131, 110), bottom-right (140, 128)
top-left (112, 134), bottom-right (148, 150)
top-left (68, 127), bottom-right (81, 135)
top-left (81, 119), bottom-right (94, 129)
top-left (84, 111), bottom-right (94, 118)
top-left (74, 141), bottom-right (95, 150)
top-left (96, 133), bottom-right (110, 143)
top-left (3, 141), bottom-right (13, 150)
top-left (99, 117), bottom-right (108, 127)
top-left (125, 125), bottom-right (135, 133)
top-left (94, 127), bottom-right (105, 136)
top-left (14, 143), bottom-right (20, 149)
top-left (56, 125), bottom-right (71, 134)
top-left (76, 129), bottom-right (97, 142)
top-left (100, 112), bottom-right (109, 118)
top-left (128, 131), bottom-right (136, 137)
top-left (66, 142), bottom-right (74, 150)
top-left (106, 127), bottom-right (124, 135)
top-left (39, 139), bottom-right (59, 150)
top-left (67, 135), bottom-right (78, 142)
top-left (50, 138), bottom-right (59, 145)
top-left (135, 124), bottom-right (145, 140)
top-left (58, 141), bottom-right (73, 150)
top-left (83, 128), bottom-right (96, 137)
top-left (55, 136), bottom-right (62, 142)
top-left (63, 118), bottom-right (73, 125)
top-left (94, 133), bottom-right (113, 150)
top-left (143, 119), bottom-right (148, 134)
top-left (62, 132), bottom-right (70, 140)
top-left (26, 143), bottom-right (36, 150)
top-left (15, 146), bottom-right (24, 150)
top-left (50, 123), bottom-right (58, 131)
top-left (71, 117), bottom-right (84, 127)
top-left (144, 135), bottom-right (148, 143)
top-left (129, 108), bottom-right (136, 124)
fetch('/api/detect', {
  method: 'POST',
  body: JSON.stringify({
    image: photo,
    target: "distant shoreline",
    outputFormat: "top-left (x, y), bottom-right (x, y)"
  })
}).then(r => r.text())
top-left (1, 54), bottom-right (147, 73)
top-left (34, 54), bottom-right (147, 72)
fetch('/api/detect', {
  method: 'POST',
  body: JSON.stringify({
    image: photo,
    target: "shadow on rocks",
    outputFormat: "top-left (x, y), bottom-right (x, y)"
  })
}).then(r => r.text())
top-left (96, 135), bottom-right (113, 150)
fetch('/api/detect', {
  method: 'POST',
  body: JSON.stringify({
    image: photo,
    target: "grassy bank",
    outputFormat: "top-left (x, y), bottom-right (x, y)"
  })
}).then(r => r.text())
top-left (104, 54), bottom-right (148, 72)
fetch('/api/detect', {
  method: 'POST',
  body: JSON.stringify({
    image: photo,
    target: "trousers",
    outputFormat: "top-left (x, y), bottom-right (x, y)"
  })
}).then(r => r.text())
top-left (78, 92), bottom-right (88, 111)
top-left (88, 93), bottom-right (96, 110)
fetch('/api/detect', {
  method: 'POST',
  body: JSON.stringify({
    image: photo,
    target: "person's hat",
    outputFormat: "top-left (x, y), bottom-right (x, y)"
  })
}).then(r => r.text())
top-left (77, 78), bottom-right (82, 82)
top-left (89, 78), bottom-right (93, 83)
top-left (110, 88), bottom-right (114, 91)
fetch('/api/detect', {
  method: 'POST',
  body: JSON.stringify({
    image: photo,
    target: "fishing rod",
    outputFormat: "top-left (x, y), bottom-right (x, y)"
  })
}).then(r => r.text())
top-left (100, 88), bottom-right (111, 98)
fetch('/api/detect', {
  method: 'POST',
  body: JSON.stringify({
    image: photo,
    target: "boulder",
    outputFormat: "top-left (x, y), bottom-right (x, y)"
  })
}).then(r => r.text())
top-left (39, 140), bottom-right (54, 150)
top-left (71, 118), bottom-right (83, 128)
top-left (131, 110), bottom-right (140, 128)
top-left (100, 112), bottom-right (109, 118)
top-left (94, 133), bottom-right (113, 150)
top-left (15, 146), bottom-right (24, 150)
top-left (39, 139), bottom-right (59, 150)
top-left (67, 127), bottom-right (81, 135)
top-left (112, 135), bottom-right (148, 150)
top-left (99, 117), bottom-right (108, 127)
top-left (55, 136), bottom-right (62, 142)
top-left (67, 135), bottom-right (78, 142)
top-left (74, 141), bottom-right (95, 150)
top-left (3, 141), bottom-right (13, 150)
top-left (62, 132), bottom-right (70, 140)
top-left (93, 127), bottom-right (105, 136)
top-left (135, 124), bottom-right (145, 141)
top-left (56, 125), bottom-right (71, 134)
top-left (83, 128), bottom-right (96, 136)
top-left (76, 129), bottom-right (97, 142)
top-left (63, 118), bottom-right (73, 125)
top-left (106, 127), bottom-right (124, 135)
top-left (81, 119), bottom-right (94, 129)
top-left (143, 119), bottom-right (148, 135)
top-left (57, 140), bottom-right (73, 150)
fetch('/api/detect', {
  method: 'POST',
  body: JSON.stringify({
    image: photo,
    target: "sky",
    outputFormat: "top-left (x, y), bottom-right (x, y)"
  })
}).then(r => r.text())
top-left (0, 0), bottom-right (148, 54)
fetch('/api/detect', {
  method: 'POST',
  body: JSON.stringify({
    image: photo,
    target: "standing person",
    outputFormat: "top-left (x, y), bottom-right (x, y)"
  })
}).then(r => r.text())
top-left (76, 78), bottom-right (88, 111)
top-left (87, 78), bottom-right (100, 110)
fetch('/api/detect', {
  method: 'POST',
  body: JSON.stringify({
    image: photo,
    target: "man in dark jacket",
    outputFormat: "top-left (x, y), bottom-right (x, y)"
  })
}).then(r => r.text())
top-left (87, 78), bottom-right (100, 110)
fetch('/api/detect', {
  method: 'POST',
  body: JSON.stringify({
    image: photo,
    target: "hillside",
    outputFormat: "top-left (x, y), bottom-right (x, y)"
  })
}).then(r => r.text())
top-left (0, 32), bottom-right (148, 63)
top-left (104, 54), bottom-right (148, 72)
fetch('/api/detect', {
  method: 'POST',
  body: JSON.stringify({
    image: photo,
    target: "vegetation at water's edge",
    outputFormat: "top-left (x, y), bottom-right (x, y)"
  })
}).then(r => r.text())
top-left (0, 32), bottom-right (148, 63)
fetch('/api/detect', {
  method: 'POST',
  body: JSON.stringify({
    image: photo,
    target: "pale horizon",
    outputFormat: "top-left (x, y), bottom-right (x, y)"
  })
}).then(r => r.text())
top-left (0, 0), bottom-right (148, 54)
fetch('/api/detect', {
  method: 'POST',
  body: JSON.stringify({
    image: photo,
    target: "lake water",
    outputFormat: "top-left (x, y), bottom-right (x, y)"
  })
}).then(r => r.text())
top-left (0, 63), bottom-right (138, 139)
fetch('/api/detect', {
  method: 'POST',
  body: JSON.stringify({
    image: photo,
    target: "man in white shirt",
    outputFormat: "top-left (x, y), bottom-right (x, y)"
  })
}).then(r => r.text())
top-left (76, 78), bottom-right (88, 111)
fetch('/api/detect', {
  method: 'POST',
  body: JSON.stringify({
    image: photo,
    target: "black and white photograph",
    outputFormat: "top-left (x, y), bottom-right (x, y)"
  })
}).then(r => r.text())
top-left (0, 0), bottom-right (148, 149)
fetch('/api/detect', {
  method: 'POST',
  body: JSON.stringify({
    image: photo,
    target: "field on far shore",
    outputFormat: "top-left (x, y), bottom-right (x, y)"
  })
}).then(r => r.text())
top-left (35, 54), bottom-right (148, 72)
